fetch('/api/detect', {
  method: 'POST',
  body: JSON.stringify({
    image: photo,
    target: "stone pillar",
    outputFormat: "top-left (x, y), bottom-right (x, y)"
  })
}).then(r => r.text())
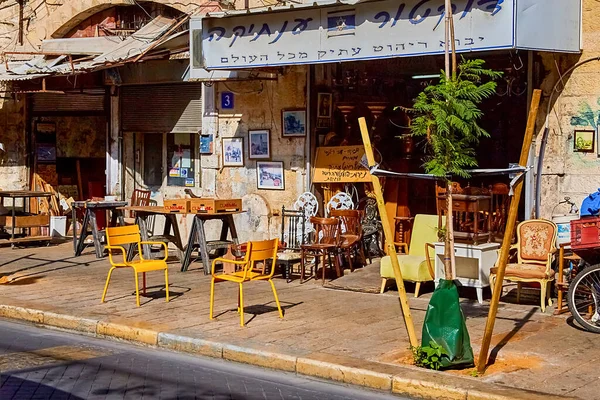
top-left (107, 87), bottom-right (121, 197)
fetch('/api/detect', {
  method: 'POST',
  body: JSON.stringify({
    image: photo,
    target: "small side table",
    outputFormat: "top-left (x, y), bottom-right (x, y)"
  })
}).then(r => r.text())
top-left (434, 241), bottom-right (500, 304)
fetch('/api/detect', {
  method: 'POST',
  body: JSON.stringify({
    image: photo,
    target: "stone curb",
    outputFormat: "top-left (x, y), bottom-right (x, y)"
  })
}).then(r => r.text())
top-left (0, 305), bottom-right (575, 400)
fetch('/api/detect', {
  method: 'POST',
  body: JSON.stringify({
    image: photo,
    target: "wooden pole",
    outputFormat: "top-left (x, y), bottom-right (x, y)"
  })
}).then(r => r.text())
top-left (444, 0), bottom-right (451, 79)
top-left (359, 117), bottom-right (418, 348)
top-left (477, 89), bottom-right (542, 373)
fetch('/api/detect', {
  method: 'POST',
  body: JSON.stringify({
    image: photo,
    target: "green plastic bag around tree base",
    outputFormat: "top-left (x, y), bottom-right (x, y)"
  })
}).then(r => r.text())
top-left (421, 279), bottom-right (474, 369)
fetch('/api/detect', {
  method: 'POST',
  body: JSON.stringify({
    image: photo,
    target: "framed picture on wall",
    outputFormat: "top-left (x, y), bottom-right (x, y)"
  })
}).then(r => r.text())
top-left (282, 109), bottom-right (306, 137)
top-left (257, 161), bottom-right (285, 190)
top-left (574, 129), bottom-right (595, 152)
top-left (317, 93), bottom-right (332, 118)
top-left (222, 137), bottom-right (244, 166)
top-left (248, 129), bottom-right (271, 159)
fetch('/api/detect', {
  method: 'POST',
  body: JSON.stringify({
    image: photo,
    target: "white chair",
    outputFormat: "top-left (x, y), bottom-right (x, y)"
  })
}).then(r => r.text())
top-left (326, 192), bottom-right (354, 217)
top-left (294, 192), bottom-right (318, 236)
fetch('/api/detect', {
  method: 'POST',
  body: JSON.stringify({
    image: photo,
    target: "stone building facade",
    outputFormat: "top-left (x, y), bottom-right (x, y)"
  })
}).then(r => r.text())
top-left (0, 0), bottom-right (598, 238)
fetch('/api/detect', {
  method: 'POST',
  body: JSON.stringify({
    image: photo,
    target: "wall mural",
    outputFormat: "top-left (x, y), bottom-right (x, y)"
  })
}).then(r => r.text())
top-left (569, 98), bottom-right (600, 167)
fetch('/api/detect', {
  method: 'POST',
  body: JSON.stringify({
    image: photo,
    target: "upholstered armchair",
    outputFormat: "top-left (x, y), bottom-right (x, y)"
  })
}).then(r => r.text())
top-left (380, 214), bottom-right (440, 297)
top-left (489, 219), bottom-right (558, 312)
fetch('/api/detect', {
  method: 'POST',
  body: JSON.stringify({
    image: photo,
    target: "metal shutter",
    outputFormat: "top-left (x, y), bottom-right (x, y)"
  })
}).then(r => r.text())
top-left (121, 84), bottom-right (202, 133)
top-left (32, 90), bottom-right (106, 113)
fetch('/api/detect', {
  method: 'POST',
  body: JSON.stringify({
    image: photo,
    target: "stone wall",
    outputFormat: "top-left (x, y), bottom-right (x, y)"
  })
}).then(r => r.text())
top-left (213, 66), bottom-right (308, 242)
top-left (537, 0), bottom-right (600, 218)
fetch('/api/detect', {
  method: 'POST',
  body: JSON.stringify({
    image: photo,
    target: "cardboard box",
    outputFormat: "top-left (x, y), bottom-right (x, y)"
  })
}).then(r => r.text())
top-left (163, 199), bottom-right (190, 213)
top-left (189, 198), bottom-right (242, 214)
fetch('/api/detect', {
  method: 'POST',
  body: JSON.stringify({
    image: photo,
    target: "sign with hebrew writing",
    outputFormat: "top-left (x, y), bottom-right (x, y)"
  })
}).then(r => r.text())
top-left (200, 0), bottom-right (514, 69)
top-left (195, 0), bottom-right (580, 70)
top-left (313, 146), bottom-right (371, 183)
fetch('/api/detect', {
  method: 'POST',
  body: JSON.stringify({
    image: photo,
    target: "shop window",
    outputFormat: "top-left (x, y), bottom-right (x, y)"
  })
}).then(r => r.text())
top-left (167, 133), bottom-right (195, 187)
top-left (143, 134), bottom-right (163, 187)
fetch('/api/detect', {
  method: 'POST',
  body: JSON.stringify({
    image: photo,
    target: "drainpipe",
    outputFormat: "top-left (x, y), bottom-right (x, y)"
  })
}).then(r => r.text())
top-left (305, 66), bottom-right (311, 192)
top-left (535, 56), bottom-right (600, 218)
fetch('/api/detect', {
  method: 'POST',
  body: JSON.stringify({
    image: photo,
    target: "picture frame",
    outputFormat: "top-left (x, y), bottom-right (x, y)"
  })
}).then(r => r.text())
top-left (248, 129), bottom-right (271, 159)
top-left (257, 161), bottom-right (285, 190)
top-left (222, 137), bottom-right (244, 166)
top-left (317, 93), bottom-right (333, 118)
top-left (282, 109), bottom-right (306, 137)
top-left (574, 129), bottom-right (595, 153)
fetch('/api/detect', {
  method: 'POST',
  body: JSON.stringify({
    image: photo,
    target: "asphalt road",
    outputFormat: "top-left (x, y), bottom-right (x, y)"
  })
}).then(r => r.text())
top-left (0, 318), bottom-right (408, 399)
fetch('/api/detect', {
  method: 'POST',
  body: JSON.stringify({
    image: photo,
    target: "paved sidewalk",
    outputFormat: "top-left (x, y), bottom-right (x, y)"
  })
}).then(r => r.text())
top-left (0, 243), bottom-right (598, 398)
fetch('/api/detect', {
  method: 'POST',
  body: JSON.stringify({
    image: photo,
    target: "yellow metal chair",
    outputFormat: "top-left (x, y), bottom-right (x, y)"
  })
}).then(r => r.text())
top-left (102, 225), bottom-right (170, 307)
top-left (209, 238), bottom-right (284, 326)
top-left (490, 219), bottom-right (557, 312)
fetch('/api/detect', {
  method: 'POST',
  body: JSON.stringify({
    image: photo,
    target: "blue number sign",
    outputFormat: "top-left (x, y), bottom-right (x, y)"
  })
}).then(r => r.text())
top-left (221, 92), bottom-right (234, 109)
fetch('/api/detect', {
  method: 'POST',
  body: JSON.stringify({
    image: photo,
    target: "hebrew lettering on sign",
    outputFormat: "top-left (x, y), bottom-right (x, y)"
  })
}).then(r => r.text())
top-left (313, 146), bottom-right (371, 183)
top-left (201, 0), bottom-right (514, 69)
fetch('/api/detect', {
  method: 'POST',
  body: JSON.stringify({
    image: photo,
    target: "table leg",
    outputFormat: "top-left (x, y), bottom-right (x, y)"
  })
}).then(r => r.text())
top-left (197, 217), bottom-right (212, 275)
top-left (227, 215), bottom-right (240, 246)
top-left (181, 217), bottom-right (198, 272)
top-left (72, 206), bottom-right (77, 253)
top-left (138, 216), bottom-right (152, 259)
top-left (11, 197), bottom-right (16, 244)
top-left (555, 244), bottom-right (566, 315)
top-left (75, 209), bottom-right (91, 256)
top-left (168, 215), bottom-right (184, 260)
top-left (473, 208), bottom-right (479, 245)
top-left (88, 210), bottom-right (104, 258)
top-left (476, 287), bottom-right (483, 304)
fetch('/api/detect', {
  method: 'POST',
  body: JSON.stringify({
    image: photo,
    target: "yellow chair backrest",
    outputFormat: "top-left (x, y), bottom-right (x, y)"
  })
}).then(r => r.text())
top-left (244, 238), bottom-right (279, 278)
top-left (408, 214), bottom-right (441, 258)
top-left (106, 225), bottom-right (141, 246)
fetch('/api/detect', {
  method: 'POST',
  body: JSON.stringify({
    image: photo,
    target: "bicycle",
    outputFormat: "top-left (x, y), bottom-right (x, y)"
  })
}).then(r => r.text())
top-left (567, 262), bottom-right (600, 333)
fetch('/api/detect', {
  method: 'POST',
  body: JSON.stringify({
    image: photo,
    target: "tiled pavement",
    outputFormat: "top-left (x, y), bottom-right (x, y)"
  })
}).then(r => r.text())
top-left (1, 242), bottom-right (600, 398)
top-left (0, 318), bottom-right (404, 399)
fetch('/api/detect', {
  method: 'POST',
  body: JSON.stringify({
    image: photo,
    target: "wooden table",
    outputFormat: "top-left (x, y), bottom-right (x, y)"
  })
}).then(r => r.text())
top-left (436, 194), bottom-right (491, 244)
top-left (72, 200), bottom-right (128, 258)
top-left (0, 190), bottom-right (54, 246)
top-left (181, 211), bottom-right (245, 274)
top-left (118, 206), bottom-right (185, 262)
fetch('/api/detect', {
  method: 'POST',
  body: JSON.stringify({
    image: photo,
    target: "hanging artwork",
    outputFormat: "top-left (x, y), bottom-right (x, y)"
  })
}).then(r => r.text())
top-left (249, 130), bottom-right (270, 159)
top-left (222, 137), bottom-right (244, 166)
top-left (282, 109), bottom-right (306, 137)
top-left (574, 129), bottom-right (595, 152)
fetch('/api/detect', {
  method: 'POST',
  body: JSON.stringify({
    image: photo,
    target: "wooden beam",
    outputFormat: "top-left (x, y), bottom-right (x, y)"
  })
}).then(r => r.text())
top-left (476, 89), bottom-right (542, 373)
top-left (359, 117), bottom-right (418, 348)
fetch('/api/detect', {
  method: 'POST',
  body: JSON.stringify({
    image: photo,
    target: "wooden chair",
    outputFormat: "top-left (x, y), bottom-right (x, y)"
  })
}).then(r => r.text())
top-left (489, 183), bottom-right (510, 240)
top-left (489, 219), bottom-right (558, 312)
top-left (209, 239), bottom-right (284, 327)
top-left (278, 206), bottom-right (306, 282)
top-left (330, 209), bottom-right (366, 271)
top-left (300, 217), bottom-right (341, 284)
top-left (102, 225), bottom-right (169, 307)
top-left (124, 189), bottom-right (151, 224)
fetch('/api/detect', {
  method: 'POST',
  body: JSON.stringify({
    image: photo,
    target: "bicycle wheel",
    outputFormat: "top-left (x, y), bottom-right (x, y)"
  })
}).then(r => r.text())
top-left (567, 264), bottom-right (600, 333)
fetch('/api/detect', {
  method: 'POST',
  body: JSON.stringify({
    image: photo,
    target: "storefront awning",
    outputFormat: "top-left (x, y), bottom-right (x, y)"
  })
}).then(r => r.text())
top-left (193, 0), bottom-right (582, 70)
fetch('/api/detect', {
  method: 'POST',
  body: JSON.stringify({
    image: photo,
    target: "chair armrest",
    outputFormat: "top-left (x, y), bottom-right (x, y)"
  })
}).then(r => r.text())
top-left (394, 242), bottom-right (409, 254)
top-left (105, 245), bottom-right (127, 266)
top-left (425, 243), bottom-right (435, 279)
top-left (139, 241), bottom-right (168, 261)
